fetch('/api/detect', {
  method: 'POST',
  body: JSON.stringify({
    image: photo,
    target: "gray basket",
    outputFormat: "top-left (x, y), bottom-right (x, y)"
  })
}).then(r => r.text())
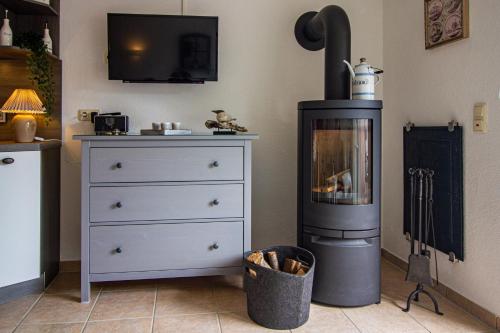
top-left (244, 246), bottom-right (315, 330)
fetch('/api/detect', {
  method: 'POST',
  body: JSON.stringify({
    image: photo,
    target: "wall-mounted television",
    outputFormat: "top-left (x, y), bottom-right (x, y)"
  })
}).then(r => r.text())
top-left (107, 14), bottom-right (218, 83)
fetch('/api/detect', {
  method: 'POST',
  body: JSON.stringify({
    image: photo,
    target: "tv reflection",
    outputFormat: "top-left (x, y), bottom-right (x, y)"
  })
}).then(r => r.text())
top-left (170, 33), bottom-right (212, 81)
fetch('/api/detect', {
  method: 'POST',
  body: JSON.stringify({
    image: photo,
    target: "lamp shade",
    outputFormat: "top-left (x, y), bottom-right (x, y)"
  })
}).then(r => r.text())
top-left (0, 89), bottom-right (46, 114)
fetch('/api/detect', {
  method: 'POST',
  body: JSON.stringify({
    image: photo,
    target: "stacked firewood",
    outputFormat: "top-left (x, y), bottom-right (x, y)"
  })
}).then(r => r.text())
top-left (246, 251), bottom-right (310, 278)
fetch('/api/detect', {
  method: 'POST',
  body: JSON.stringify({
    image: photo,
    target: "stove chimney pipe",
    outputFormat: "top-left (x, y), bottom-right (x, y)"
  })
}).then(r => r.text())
top-left (295, 5), bottom-right (351, 100)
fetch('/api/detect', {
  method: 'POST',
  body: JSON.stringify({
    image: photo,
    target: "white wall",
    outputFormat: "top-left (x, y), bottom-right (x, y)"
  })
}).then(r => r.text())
top-left (383, 0), bottom-right (500, 315)
top-left (60, 0), bottom-right (383, 259)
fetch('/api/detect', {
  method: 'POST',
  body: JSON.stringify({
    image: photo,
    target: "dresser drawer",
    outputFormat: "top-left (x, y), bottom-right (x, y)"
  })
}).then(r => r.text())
top-left (90, 147), bottom-right (243, 183)
top-left (90, 184), bottom-right (243, 222)
top-left (90, 222), bottom-right (243, 274)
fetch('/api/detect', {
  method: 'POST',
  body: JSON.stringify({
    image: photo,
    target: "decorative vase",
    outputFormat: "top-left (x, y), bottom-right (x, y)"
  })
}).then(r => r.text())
top-left (0, 10), bottom-right (13, 47)
top-left (13, 114), bottom-right (37, 143)
top-left (42, 23), bottom-right (53, 54)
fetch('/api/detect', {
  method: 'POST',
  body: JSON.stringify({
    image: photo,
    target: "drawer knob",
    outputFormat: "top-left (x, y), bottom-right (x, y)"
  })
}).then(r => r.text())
top-left (115, 162), bottom-right (122, 169)
top-left (212, 161), bottom-right (219, 168)
top-left (212, 243), bottom-right (219, 250)
top-left (116, 202), bottom-right (122, 208)
top-left (212, 199), bottom-right (220, 206)
top-left (1, 157), bottom-right (14, 165)
top-left (115, 247), bottom-right (122, 254)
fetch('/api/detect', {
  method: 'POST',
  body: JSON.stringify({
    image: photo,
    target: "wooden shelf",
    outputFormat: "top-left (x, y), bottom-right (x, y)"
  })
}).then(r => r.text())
top-left (0, 46), bottom-right (60, 61)
top-left (0, 0), bottom-right (58, 16)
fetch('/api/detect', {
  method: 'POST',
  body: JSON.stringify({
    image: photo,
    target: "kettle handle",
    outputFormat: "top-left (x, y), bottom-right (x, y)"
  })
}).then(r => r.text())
top-left (343, 60), bottom-right (356, 78)
top-left (372, 66), bottom-right (383, 85)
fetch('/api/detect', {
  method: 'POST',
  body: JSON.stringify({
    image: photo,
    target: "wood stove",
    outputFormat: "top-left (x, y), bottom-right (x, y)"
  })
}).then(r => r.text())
top-left (295, 6), bottom-right (382, 306)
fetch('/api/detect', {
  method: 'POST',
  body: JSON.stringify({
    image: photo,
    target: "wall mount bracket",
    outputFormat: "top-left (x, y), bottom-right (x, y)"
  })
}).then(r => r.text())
top-left (448, 251), bottom-right (459, 263)
top-left (405, 122), bottom-right (415, 132)
top-left (448, 120), bottom-right (459, 132)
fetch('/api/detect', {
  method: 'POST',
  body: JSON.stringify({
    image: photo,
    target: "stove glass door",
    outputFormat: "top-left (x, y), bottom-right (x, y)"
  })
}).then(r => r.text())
top-left (312, 119), bottom-right (372, 205)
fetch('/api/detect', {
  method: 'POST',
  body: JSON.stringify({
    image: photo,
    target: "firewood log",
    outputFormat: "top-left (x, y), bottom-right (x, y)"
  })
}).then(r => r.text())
top-left (284, 258), bottom-right (302, 274)
top-left (267, 251), bottom-right (280, 270)
top-left (246, 251), bottom-right (271, 269)
top-left (296, 266), bottom-right (309, 276)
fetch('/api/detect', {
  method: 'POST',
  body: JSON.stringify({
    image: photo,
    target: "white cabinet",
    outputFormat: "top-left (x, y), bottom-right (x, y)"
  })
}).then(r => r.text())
top-left (0, 151), bottom-right (41, 288)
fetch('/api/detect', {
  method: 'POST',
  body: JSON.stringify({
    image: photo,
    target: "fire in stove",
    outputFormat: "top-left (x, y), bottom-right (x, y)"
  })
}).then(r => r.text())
top-left (312, 119), bottom-right (372, 205)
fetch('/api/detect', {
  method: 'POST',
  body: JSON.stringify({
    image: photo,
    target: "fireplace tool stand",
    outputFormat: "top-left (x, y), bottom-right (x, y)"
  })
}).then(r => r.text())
top-left (403, 168), bottom-right (443, 315)
top-left (403, 283), bottom-right (442, 315)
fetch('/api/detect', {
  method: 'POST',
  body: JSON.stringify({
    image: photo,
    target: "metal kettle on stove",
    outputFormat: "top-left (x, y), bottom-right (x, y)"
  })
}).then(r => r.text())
top-left (343, 58), bottom-right (383, 100)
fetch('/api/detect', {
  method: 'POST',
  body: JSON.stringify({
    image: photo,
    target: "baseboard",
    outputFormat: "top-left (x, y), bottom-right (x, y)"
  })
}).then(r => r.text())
top-left (0, 275), bottom-right (44, 304)
top-left (381, 248), bottom-right (500, 331)
top-left (60, 260), bottom-right (80, 273)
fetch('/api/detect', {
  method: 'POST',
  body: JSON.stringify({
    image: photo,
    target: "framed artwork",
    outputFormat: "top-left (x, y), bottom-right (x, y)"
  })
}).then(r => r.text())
top-left (0, 112), bottom-right (5, 123)
top-left (425, 0), bottom-right (469, 49)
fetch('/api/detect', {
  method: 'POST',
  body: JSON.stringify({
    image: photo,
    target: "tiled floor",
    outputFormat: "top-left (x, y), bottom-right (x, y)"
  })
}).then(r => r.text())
top-left (0, 259), bottom-right (494, 333)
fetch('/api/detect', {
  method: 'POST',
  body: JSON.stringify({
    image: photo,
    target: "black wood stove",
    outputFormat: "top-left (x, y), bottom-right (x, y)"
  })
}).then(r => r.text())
top-left (295, 5), bottom-right (382, 306)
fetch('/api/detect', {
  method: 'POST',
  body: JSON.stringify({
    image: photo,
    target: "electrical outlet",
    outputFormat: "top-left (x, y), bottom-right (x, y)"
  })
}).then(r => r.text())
top-left (78, 109), bottom-right (99, 121)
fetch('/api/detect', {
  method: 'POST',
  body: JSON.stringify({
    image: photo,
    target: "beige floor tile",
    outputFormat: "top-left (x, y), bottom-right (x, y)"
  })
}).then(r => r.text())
top-left (153, 314), bottom-right (220, 333)
top-left (23, 293), bottom-right (97, 325)
top-left (291, 303), bottom-right (359, 333)
top-left (382, 281), bottom-right (420, 302)
top-left (15, 323), bottom-right (84, 333)
top-left (343, 299), bottom-right (428, 333)
top-left (98, 279), bottom-right (157, 292)
top-left (381, 258), bottom-right (494, 332)
top-left (0, 294), bottom-right (40, 332)
top-left (84, 318), bottom-right (152, 333)
top-left (218, 312), bottom-right (284, 332)
top-left (155, 287), bottom-right (217, 316)
top-left (381, 259), bottom-right (406, 276)
top-left (156, 277), bottom-right (212, 290)
top-left (89, 290), bottom-right (155, 321)
top-left (45, 273), bottom-right (99, 298)
top-left (395, 296), bottom-right (492, 333)
top-left (381, 259), bottom-right (445, 309)
top-left (209, 274), bottom-right (244, 289)
top-left (214, 286), bottom-right (247, 313)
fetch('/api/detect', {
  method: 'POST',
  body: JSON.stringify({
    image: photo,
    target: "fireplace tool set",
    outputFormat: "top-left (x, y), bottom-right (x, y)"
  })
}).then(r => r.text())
top-left (404, 168), bottom-right (443, 315)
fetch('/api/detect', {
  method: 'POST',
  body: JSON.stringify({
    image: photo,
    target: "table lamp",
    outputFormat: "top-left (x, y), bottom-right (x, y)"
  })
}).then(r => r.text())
top-left (0, 89), bottom-right (46, 143)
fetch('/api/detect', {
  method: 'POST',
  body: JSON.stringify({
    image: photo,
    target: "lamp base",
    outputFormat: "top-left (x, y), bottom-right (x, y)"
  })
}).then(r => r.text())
top-left (13, 114), bottom-right (37, 143)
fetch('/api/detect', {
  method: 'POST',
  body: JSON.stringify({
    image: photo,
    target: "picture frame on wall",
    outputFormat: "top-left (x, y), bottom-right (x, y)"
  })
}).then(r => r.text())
top-left (0, 112), bottom-right (5, 124)
top-left (425, 0), bottom-right (469, 49)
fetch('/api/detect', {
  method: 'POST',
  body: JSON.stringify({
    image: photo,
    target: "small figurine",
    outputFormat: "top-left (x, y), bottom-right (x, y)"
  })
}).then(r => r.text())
top-left (205, 110), bottom-right (247, 135)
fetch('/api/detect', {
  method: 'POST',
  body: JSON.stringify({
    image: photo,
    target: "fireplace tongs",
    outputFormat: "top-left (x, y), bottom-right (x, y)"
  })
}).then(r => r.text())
top-left (403, 168), bottom-right (443, 315)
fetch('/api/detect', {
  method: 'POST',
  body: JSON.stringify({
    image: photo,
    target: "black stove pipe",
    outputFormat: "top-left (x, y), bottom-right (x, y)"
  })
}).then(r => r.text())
top-left (295, 5), bottom-right (351, 100)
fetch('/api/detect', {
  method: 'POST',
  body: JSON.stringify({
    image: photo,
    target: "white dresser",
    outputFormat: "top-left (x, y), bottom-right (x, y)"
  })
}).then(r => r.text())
top-left (74, 134), bottom-right (257, 303)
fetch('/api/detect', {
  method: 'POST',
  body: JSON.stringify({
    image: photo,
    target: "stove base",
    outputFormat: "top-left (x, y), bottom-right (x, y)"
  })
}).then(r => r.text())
top-left (303, 234), bottom-right (380, 306)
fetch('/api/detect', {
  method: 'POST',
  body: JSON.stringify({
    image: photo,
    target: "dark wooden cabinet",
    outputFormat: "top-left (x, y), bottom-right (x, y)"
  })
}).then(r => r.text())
top-left (0, 0), bottom-right (61, 141)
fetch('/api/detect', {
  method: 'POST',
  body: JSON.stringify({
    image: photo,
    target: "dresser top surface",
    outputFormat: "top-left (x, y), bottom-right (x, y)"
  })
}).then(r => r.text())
top-left (0, 140), bottom-right (62, 152)
top-left (73, 133), bottom-right (259, 141)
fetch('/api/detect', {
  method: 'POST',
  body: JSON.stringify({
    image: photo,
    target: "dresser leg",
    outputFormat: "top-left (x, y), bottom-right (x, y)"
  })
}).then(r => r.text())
top-left (81, 265), bottom-right (90, 303)
top-left (81, 280), bottom-right (90, 303)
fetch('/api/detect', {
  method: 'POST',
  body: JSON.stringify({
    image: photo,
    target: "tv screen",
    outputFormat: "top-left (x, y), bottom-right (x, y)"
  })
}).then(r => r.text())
top-left (108, 14), bottom-right (218, 83)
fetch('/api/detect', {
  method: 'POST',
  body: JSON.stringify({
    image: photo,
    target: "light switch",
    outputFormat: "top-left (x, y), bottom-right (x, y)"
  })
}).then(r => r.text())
top-left (473, 103), bottom-right (488, 133)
